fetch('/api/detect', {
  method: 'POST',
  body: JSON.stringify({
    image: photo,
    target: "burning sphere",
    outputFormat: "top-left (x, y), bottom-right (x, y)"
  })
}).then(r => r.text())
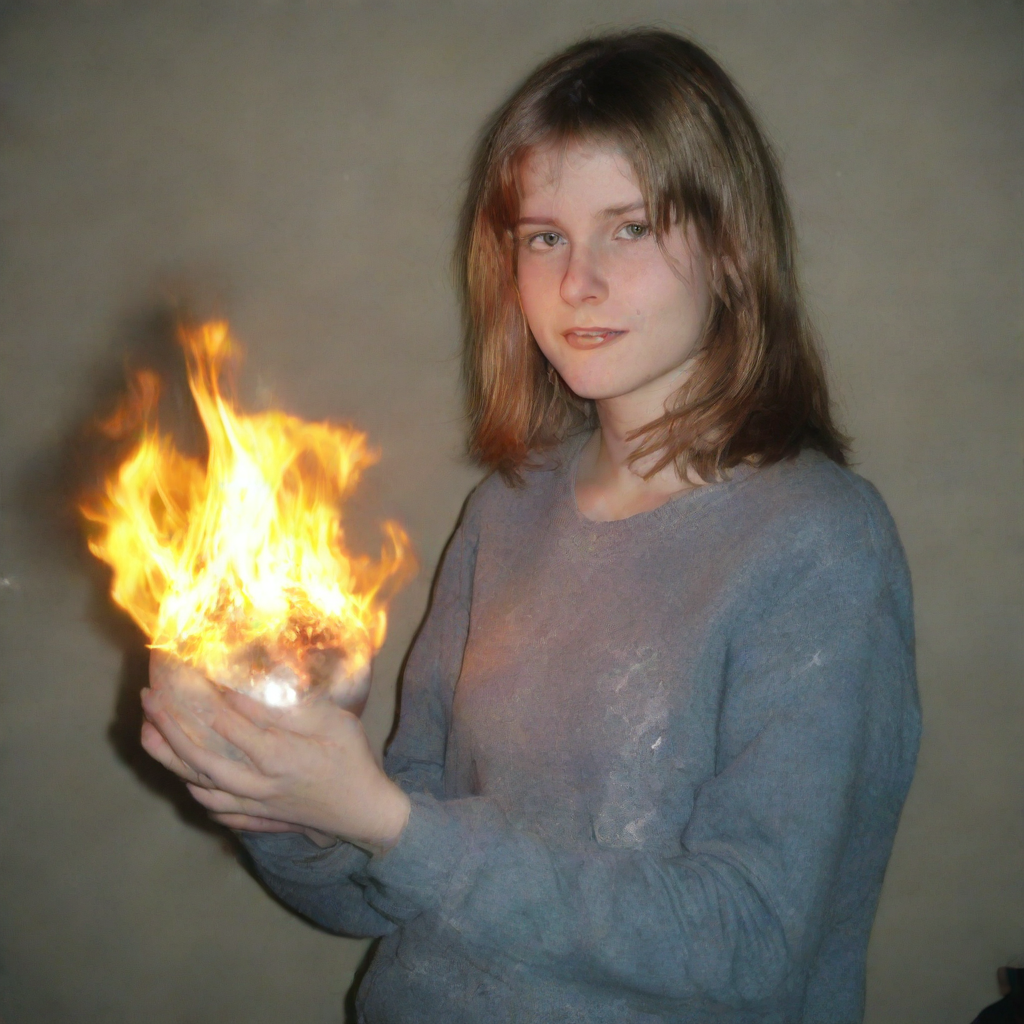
top-left (80, 321), bottom-right (413, 710)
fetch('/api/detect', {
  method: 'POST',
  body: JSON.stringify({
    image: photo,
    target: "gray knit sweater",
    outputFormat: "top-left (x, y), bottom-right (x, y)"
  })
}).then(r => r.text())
top-left (241, 438), bottom-right (920, 1023)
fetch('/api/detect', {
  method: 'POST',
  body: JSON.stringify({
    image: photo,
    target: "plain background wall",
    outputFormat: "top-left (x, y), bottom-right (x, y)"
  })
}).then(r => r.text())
top-left (0, 2), bottom-right (1020, 1021)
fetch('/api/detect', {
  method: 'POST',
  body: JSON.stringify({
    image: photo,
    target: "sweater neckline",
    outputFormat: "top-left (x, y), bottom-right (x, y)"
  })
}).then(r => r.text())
top-left (561, 430), bottom-right (758, 530)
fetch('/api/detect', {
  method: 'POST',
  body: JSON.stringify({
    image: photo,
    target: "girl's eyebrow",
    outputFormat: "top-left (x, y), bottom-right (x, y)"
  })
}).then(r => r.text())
top-left (601, 200), bottom-right (646, 218)
top-left (516, 200), bottom-right (646, 227)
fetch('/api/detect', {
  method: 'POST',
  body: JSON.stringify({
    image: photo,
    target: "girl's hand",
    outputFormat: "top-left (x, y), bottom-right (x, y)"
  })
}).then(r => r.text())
top-left (139, 717), bottom-right (337, 846)
top-left (140, 673), bottom-right (410, 855)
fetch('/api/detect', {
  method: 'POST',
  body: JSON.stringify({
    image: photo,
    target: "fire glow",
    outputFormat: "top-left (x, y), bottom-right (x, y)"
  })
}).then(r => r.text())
top-left (81, 321), bottom-right (412, 706)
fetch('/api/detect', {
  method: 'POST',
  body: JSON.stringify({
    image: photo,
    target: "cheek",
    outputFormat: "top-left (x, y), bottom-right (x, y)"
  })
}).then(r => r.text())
top-left (526, 319), bottom-right (562, 370)
top-left (516, 259), bottom-right (560, 332)
top-left (628, 260), bottom-right (708, 337)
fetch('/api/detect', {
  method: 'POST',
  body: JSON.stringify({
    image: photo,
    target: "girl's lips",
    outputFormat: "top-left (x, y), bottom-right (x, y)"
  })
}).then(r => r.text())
top-left (562, 329), bottom-right (627, 349)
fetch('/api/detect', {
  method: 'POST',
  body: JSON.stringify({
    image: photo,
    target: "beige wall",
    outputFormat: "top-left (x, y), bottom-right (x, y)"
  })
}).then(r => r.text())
top-left (0, 3), bottom-right (1020, 1022)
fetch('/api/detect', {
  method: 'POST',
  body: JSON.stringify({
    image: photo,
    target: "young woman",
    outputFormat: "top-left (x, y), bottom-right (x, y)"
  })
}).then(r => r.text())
top-left (141, 30), bottom-right (920, 1023)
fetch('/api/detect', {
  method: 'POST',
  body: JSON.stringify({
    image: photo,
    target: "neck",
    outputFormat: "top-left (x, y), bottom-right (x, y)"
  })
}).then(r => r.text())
top-left (590, 366), bottom-right (696, 484)
top-left (574, 392), bottom-right (701, 522)
top-left (594, 398), bottom-right (657, 473)
top-left (590, 405), bottom-right (685, 492)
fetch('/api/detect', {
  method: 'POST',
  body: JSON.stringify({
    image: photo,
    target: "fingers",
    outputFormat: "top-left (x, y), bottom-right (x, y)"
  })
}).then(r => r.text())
top-left (206, 700), bottom-right (284, 772)
top-left (186, 784), bottom-right (285, 827)
top-left (142, 689), bottom-right (267, 799)
top-left (186, 783), bottom-right (253, 815)
top-left (210, 812), bottom-right (300, 833)
top-left (210, 691), bottom-right (359, 771)
top-left (140, 720), bottom-right (211, 786)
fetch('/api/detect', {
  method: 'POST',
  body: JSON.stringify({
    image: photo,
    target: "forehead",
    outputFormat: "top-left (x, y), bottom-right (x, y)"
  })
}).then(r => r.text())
top-left (517, 139), bottom-right (643, 211)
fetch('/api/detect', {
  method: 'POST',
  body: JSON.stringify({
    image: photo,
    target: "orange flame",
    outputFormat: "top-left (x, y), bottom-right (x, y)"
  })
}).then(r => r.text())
top-left (80, 321), bottom-right (413, 696)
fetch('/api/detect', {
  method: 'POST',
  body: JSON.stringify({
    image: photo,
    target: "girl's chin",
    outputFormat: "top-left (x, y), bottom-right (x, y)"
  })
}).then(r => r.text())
top-left (549, 355), bottom-right (666, 403)
top-left (554, 357), bottom-right (699, 406)
top-left (553, 374), bottom-right (601, 400)
top-left (549, 361), bottom-right (621, 399)
top-left (560, 382), bottom-right (638, 403)
top-left (562, 382), bottom-right (685, 410)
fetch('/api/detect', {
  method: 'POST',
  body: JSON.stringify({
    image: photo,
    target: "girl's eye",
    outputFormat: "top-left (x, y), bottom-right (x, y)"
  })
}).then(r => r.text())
top-left (524, 231), bottom-right (563, 250)
top-left (617, 222), bottom-right (650, 240)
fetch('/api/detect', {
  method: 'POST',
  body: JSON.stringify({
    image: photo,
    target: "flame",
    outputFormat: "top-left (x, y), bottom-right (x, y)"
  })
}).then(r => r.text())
top-left (80, 321), bottom-right (413, 696)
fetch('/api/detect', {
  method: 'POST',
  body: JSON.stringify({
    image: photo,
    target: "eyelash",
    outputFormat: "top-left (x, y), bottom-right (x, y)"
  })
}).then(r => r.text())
top-left (525, 231), bottom-right (563, 250)
top-left (522, 222), bottom-right (651, 250)
top-left (618, 222), bottom-right (650, 240)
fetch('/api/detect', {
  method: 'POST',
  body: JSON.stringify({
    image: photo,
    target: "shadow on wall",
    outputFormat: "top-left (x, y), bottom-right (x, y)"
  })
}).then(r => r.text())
top-left (971, 967), bottom-right (1024, 1024)
top-left (15, 300), bottom-right (228, 844)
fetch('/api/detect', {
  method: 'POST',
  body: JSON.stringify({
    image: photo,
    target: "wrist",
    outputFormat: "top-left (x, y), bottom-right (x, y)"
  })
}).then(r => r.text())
top-left (353, 782), bottom-right (411, 857)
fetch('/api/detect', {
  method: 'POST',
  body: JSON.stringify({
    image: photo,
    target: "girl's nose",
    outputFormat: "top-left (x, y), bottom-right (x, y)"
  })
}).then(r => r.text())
top-left (559, 244), bottom-right (608, 307)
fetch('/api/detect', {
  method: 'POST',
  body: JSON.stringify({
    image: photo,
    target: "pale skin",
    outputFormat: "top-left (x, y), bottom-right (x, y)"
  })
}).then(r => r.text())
top-left (141, 138), bottom-right (713, 848)
top-left (140, 655), bottom-right (410, 852)
top-left (516, 140), bottom-right (713, 520)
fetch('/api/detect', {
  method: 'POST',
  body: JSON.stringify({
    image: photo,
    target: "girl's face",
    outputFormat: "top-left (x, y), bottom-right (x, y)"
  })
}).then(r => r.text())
top-left (516, 141), bottom-right (712, 411)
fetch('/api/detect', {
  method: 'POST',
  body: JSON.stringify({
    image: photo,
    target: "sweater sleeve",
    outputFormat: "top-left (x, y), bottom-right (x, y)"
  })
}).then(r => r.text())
top-left (237, 497), bottom-right (479, 936)
top-left (357, 528), bottom-right (917, 1004)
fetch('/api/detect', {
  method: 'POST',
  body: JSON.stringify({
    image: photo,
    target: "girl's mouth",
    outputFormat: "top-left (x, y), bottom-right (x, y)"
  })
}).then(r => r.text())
top-left (563, 329), bottom-right (627, 349)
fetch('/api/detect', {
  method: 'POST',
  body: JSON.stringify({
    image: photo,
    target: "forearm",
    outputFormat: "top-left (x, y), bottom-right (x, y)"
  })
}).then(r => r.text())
top-left (239, 830), bottom-right (397, 938)
top-left (234, 759), bottom-right (419, 934)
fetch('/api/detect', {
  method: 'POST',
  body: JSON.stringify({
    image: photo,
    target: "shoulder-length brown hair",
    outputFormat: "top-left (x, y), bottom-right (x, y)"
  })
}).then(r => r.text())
top-left (457, 29), bottom-right (848, 481)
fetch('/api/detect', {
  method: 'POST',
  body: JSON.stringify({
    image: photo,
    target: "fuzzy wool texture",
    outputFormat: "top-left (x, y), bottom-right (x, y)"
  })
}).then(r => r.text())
top-left (241, 436), bottom-right (920, 1024)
